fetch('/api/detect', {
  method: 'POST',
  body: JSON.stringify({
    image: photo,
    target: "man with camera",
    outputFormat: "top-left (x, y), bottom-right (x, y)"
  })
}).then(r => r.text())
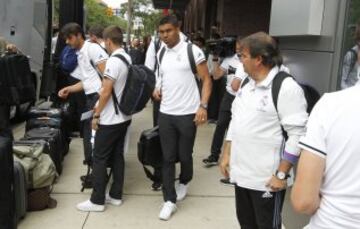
top-left (203, 38), bottom-right (244, 187)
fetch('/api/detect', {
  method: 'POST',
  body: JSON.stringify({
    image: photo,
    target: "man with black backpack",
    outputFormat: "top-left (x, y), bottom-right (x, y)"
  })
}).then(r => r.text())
top-left (219, 32), bottom-right (308, 228)
top-left (153, 15), bottom-right (212, 221)
top-left (76, 25), bottom-right (132, 212)
top-left (58, 23), bottom-right (108, 184)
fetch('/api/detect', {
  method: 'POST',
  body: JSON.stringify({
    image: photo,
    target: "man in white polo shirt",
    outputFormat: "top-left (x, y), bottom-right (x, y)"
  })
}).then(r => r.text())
top-left (76, 25), bottom-right (131, 212)
top-left (153, 15), bottom-right (212, 220)
top-left (144, 14), bottom-right (190, 192)
top-left (291, 84), bottom-right (360, 228)
top-left (58, 23), bottom-right (108, 180)
top-left (220, 32), bottom-right (308, 228)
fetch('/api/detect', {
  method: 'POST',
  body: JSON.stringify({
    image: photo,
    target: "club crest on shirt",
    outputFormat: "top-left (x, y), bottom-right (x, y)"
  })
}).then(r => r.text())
top-left (176, 54), bottom-right (182, 62)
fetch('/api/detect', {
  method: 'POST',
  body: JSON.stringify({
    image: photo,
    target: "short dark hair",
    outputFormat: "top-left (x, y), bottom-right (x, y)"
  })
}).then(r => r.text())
top-left (240, 32), bottom-right (283, 68)
top-left (159, 15), bottom-right (179, 27)
top-left (103, 25), bottom-right (123, 46)
top-left (61, 23), bottom-right (85, 40)
top-left (88, 25), bottom-right (104, 39)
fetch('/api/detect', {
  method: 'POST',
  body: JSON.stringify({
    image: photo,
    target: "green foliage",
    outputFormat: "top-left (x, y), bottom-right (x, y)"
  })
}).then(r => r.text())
top-left (120, 0), bottom-right (163, 37)
top-left (85, 0), bottom-right (127, 30)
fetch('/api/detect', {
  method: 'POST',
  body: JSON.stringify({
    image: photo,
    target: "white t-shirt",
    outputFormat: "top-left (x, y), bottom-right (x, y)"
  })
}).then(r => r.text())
top-left (158, 40), bottom-right (206, 115)
top-left (226, 66), bottom-right (308, 191)
top-left (99, 48), bottom-right (132, 125)
top-left (220, 54), bottom-right (242, 95)
top-left (299, 85), bottom-right (360, 229)
top-left (77, 40), bottom-right (108, 95)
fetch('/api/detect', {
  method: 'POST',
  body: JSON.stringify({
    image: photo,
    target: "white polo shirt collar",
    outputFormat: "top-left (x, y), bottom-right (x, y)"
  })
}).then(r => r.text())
top-left (249, 66), bottom-right (280, 89)
top-left (165, 39), bottom-right (185, 52)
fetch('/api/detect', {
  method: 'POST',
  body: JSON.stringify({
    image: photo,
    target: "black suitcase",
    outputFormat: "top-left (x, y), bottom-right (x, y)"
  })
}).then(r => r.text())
top-left (138, 126), bottom-right (163, 168)
top-left (13, 161), bottom-right (27, 223)
top-left (25, 117), bottom-right (70, 144)
top-left (0, 54), bottom-right (36, 105)
top-left (28, 106), bottom-right (62, 119)
top-left (26, 117), bottom-right (62, 131)
top-left (23, 127), bottom-right (67, 174)
top-left (0, 135), bottom-right (15, 229)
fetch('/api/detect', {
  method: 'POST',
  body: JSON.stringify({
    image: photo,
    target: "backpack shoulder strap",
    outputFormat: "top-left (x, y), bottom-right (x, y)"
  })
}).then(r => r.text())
top-left (107, 54), bottom-right (130, 116)
top-left (187, 43), bottom-right (197, 76)
top-left (240, 77), bottom-right (250, 88)
top-left (158, 47), bottom-right (166, 65)
top-left (271, 71), bottom-right (292, 112)
top-left (154, 37), bottom-right (161, 53)
top-left (113, 54), bottom-right (130, 66)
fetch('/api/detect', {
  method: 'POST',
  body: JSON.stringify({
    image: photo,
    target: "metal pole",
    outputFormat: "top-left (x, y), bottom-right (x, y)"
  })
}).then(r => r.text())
top-left (126, 0), bottom-right (133, 47)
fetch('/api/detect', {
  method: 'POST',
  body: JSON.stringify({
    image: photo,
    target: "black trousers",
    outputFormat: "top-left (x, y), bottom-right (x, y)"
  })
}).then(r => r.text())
top-left (158, 112), bottom-right (197, 203)
top-left (208, 77), bottom-right (226, 120)
top-left (82, 93), bottom-right (99, 165)
top-left (210, 91), bottom-right (235, 158)
top-left (235, 186), bottom-right (286, 229)
top-left (152, 100), bottom-right (160, 126)
top-left (90, 120), bottom-right (131, 205)
top-left (152, 100), bottom-right (162, 184)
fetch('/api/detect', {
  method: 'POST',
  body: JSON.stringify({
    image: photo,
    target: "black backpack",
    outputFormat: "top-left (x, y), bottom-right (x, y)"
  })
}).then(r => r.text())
top-left (241, 71), bottom-right (320, 138)
top-left (112, 54), bottom-right (156, 116)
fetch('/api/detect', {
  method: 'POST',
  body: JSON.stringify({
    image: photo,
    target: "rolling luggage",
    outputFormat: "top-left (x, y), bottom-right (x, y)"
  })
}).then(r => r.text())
top-left (28, 106), bottom-right (62, 119)
top-left (13, 161), bottom-right (27, 223)
top-left (0, 54), bottom-right (36, 105)
top-left (137, 126), bottom-right (163, 182)
top-left (23, 128), bottom-right (67, 174)
top-left (26, 117), bottom-right (62, 132)
top-left (0, 135), bottom-right (15, 229)
top-left (27, 102), bottom-right (72, 142)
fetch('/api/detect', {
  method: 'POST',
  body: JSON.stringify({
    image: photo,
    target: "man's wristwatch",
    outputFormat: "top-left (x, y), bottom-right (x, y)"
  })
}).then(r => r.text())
top-left (275, 170), bottom-right (290, 180)
top-left (200, 103), bottom-right (208, 110)
top-left (93, 114), bottom-right (100, 119)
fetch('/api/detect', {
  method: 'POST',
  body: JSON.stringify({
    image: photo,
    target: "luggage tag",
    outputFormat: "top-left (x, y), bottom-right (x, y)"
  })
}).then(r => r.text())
top-left (81, 110), bottom-right (94, 121)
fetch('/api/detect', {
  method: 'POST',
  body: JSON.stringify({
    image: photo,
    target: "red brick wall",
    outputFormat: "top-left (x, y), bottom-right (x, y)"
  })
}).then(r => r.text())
top-left (220, 0), bottom-right (272, 37)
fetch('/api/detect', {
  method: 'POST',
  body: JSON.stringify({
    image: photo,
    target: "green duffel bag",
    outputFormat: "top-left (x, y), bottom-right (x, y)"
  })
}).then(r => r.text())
top-left (13, 140), bottom-right (58, 189)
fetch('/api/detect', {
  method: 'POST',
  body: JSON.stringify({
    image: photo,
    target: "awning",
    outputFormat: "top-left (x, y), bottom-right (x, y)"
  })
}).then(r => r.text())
top-left (152, 0), bottom-right (191, 10)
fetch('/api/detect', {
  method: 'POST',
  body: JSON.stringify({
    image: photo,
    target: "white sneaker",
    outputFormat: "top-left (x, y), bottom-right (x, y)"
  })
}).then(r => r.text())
top-left (76, 200), bottom-right (105, 212)
top-left (176, 183), bottom-right (188, 201)
top-left (159, 201), bottom-right (177, 221)
top-left (105, 194), bottom-right (122, 206)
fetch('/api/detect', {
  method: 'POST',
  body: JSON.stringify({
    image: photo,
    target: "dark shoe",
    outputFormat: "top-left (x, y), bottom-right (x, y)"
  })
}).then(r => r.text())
top-left (220, 178), bottom-right (235, 187)
top-left (151, 181), bottom-right (162, 191)
top-left (202, 155), bottom-right (219, 167)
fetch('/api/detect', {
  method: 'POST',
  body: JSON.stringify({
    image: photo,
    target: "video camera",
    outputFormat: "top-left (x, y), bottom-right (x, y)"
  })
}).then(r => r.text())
top-left (206, 36), bottom-right (237, 58)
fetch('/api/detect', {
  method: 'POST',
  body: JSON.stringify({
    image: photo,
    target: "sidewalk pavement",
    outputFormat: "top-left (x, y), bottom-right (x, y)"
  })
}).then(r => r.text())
top-left (14, 104), bottom-right (309, 229)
